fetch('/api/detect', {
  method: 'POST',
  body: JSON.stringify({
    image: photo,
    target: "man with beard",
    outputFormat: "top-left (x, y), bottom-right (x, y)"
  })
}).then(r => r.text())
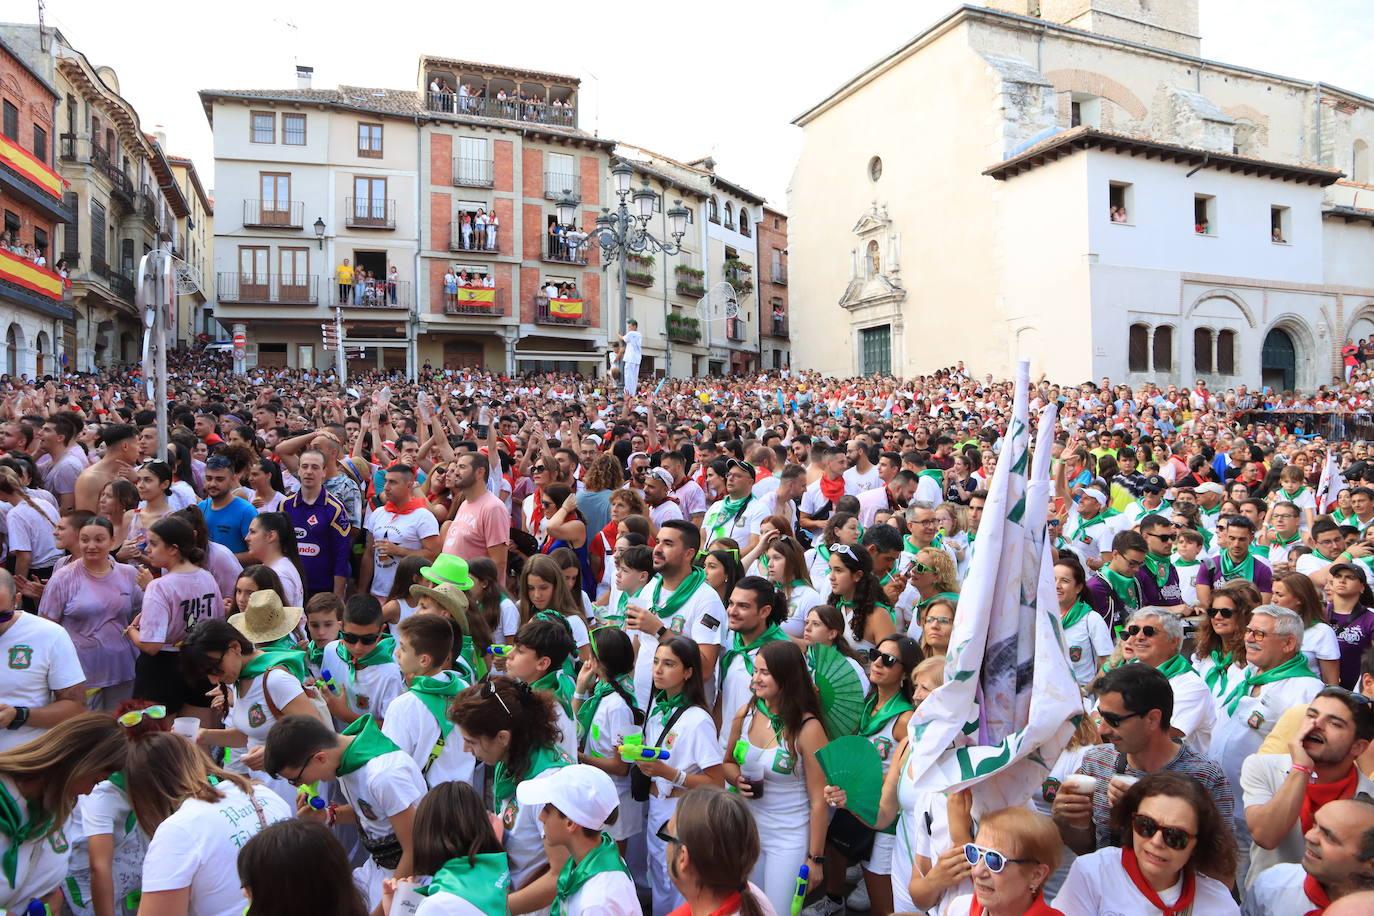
top-left (1244, 798), bottom-right (1374, 915)
top-left (855, 469), bottom-right (917, 529)
top-left (1242, 689), bottom-right (1374, 890)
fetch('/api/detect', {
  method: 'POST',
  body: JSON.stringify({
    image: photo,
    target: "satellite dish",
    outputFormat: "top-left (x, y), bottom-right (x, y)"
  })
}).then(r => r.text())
top-left (696, 281), bottom-right (739, 323)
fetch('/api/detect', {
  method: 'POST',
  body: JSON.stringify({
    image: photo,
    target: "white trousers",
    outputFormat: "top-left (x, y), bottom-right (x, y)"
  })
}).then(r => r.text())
top-left (624, 359), bottom-right (642, 395)
top-left (749, 830), bottom-right (807, 915)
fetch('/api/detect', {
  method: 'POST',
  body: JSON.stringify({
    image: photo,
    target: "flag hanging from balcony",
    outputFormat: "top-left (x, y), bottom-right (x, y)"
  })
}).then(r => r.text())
top-left (455, 288), bottom-right (496, 304)
top-left (0, 133), bottom-right (66, 201)
top-left (549, 297), bottom-right (584, 318)
top-left (0, 249), bottom-right (63, 300)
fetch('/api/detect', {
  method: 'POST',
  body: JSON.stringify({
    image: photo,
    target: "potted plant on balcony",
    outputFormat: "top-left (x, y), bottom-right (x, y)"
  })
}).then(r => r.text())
top-left (674, 264), bottom-right (706, 297)
top-left (626, 253), bottom-right (655, 287)
top-left (666, 312), bottom-right (700, 343)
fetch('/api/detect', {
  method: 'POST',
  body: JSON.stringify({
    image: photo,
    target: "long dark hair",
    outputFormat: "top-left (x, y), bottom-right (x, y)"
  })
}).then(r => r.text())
top-left (827, 543), bottom-right (884, 643)
top-left (450, 677), bottom-right (560, 782)
top-left (236, 564), bottom-right (286, 611)
top-left (181, 618), bottom-right (255, 680)
top-left (170, 506), bottom-right (212, 568)
top-left (654, 636), bottom-right (709, 711)
top-left (411, 781), bottom-right (503, 876)
top-left (757, 640), bottom-right (821, 752)
top-left (255, 457), bottom-right (286, 495)
top-left (591, 626), bottom-right (643, 727)
top-left (808, 604), bottom-right (864, 664)
top-left (252, 511), bottom-right (303, 581)
top-left (238, 820), bottom-right (368, 916)
top-left (150, 515), bottom-right (206, 566)
top-left (467, 557), bottom-right (510, 638)
top-left (705, 548), bottom-right (743, 604)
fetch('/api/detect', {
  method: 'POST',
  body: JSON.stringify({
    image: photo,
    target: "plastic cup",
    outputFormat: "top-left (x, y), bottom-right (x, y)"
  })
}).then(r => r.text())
top-left (1110, 775), bottom-right (1140, 795)
top-left (742, 757), bottom-right (767, 799)
top-left (172, 717), bottom-right (199, 739)
top-left (390, 880), bottom-right (428, 916)
top-left (1061, 774), bottom-right (1097, 795)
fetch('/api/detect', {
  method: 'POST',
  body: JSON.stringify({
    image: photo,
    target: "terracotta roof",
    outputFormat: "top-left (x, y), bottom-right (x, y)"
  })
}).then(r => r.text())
top-left (984, 126), bottom-right (1342, 186)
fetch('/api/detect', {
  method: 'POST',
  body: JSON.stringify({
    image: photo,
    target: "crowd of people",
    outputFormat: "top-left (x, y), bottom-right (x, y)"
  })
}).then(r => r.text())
top-left (426, 78), bottom-right (576, 126)
top-left (4, 354), bottom-right (1374, 915)
top-left (334, 260), bottom-right (402, 307)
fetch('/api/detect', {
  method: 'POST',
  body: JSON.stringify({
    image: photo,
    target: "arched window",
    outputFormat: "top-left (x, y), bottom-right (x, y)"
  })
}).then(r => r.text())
top-left (1128, 324), bottom-right (1149, 372)
top-left (1153, 326), bottom-right (1172, 372)
top-left (1194, 327), bottom-right (1213, 373)
top-left (1217, 329), bottom-right (1235, 375)
top-left (724, 202), bottom-right (734, 228)
top-left (708, 196), bottom-right (719, 223)
top-left (738, 208), bottom-right (750, 237)
top-left (1355, 139), bottom-right (1370, 184)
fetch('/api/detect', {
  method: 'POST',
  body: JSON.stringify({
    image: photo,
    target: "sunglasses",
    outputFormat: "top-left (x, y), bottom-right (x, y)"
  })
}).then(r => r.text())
top-left (833, 544), bottom-right (858, 559)
top-left (1099, 709), bottom-right (1141, 728)
top-left (911, 562), bottom-right (935, 574)
top-left (341, 632), bottom-right (381, 645)
top-left (963, 843), bottom-right (1032, 874)
top-left (1150, 532), bottom-right (1175, 542)
top-left (1132, 814), bottom-right (1195, 850)
top-left (117, 705), bottom-right (167, 727)
top-left (1317, 685), bottom-right (1374, 708)
top-left (1124, 625), bottom-right (1158, 639)
top-left (530, 464), bottom-right (547, 473)
top-left (868, 648), bottom-right (900, 667)
top-left (1208, 606), bottom-right (1235, 619)
top-left (656, 824), bottom-right (680, 846)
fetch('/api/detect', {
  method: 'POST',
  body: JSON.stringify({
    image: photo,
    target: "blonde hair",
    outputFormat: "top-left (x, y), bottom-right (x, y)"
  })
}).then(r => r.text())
top-left (912, 655), bottom-right (946, 690)
top-left (0, 713), bottom-right (127, 828)
top-left (935, 502), bottom-right (966, 536)
top-left (977, 807), bottom-right (1063, 874)
top-left (126, 732), bottom-right (254, 834)
top-left (914, 548), bottom-right (959, 594)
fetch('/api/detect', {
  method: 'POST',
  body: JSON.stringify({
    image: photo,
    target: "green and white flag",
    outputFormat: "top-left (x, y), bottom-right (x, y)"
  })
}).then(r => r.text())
top-left (906, 360), bottom-right (1083, 810)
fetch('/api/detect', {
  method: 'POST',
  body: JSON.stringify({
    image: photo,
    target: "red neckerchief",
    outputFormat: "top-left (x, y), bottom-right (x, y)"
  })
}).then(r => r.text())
top-left (1301, 765), bottom-right (1360, 833)
top-left (819, 474), bottom-right (845, 505)
top-left (1303, 874), bottom-right (1331, 916)
top-left (1121, 847), bottom-right (1196, 916)
top-left (668, 892), bottom-right (742, 916)
top-left (971, 891), bottom-right (1064, 916)
top-left (530, 486), bottom-right (546, 531)
top-left (382, 496), bottom-right (427, 515)
top-left (755, 467), bottom-right (771, 483)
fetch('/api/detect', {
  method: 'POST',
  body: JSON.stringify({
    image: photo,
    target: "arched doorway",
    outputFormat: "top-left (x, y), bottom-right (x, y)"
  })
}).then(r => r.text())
top-left (1262, 327), bottom-right (1296, 392)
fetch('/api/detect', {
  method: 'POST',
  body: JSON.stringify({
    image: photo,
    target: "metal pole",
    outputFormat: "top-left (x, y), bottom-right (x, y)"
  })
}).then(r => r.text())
top-left (154, 253), bottom-right (168, 456)
top-left (618, 207), bottom-right (629, 337)
top-left (335, 305), bottom-right (348, 387)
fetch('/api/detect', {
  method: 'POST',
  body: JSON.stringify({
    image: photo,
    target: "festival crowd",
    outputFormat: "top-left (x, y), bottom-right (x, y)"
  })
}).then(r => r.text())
top-left (2, 354), bottom-right (1374, 916)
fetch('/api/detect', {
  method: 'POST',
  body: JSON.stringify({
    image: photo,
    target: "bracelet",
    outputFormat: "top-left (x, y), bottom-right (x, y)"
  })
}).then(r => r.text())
top-left (325, 803), bottom-right (339, 827)
top-left (573, 692), bottom-right (590, 702)
top-left (672, 768), bottom-right (688, 788)
top-left (1291, 764), bottom-right (1315, 780)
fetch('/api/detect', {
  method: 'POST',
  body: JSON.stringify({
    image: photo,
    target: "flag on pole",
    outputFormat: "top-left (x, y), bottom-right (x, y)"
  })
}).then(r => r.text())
top-left (1317, 449), bottom-right (1347, 515)
top-left (905, 360), bottom-right (1084, 811)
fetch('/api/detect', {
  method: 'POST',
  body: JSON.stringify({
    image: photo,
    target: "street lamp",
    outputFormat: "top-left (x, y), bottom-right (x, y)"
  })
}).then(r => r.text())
top-left (313, 217), bottom-right (326, 249)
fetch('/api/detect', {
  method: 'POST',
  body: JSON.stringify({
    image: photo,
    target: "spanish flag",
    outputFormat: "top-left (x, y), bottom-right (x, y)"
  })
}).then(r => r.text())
top-left (0, 249), bottom-right (63, 301)
top-left (549, 297), bottom-right (584, 318)
top-left (0, 133), bottom-right (66, 201)
top-left (455, 287), bottom-right (496, 303)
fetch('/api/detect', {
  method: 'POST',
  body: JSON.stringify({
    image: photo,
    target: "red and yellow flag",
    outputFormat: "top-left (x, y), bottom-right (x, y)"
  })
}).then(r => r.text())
top-left (0, 134), bottom-right (66, 201)
top-left (455, 287), bottom-right (496, 304)
top-left (0, 249), bottom-right (63, 300)
top-left (549, 297), bottom-right (584, 318)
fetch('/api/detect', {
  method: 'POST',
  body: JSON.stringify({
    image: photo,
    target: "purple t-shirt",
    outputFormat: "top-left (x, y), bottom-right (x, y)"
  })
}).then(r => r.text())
top-left (140, 568), bottom-right (223, 648)
top-left (206, 542), bottom-right (244, 602)
top-left (37, 561), bottom-right (143, 688)
top-left (1196, 554), bottom-right (1273, 594)
top-left (1136, 562), bottom-right (1183, 608)
top-left (1331, 606), bottom-right (1374, 689)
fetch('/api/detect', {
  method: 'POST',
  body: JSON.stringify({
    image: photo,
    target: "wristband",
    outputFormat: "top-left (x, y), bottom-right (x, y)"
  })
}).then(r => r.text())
top-left (325, 803), bottom-right (339, 827)
top-left (808, 854), bottom-right (827, 865)
top-left (7, 706), bottom-right (28, 730)
top-left (573, 692), bottom-right (590, 702)
top-left (1291, 764), bottom-right (1314, 780)
top-left (672, 768), bottom-right (687, 788)
top-left (656, 625), bottom-right (668, 639)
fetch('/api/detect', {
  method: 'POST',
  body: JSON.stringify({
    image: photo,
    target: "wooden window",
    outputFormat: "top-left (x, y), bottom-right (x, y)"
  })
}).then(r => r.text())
top-left (250, 111), bottom-right (275, 144)
top-left (32, 125), bottom-right (46, 162)
top-left (279, 247), bottom-right (310, 301)
top-left (282, 113), bottom-right (306, 146)
top-left (1128, 324), bottom-right (1148, 372)
top-left (357, 122), bottom-right (383, 158)
top-left (89, 201), bottom-right (106, 266)
top-left (1218, 330), bottom-right (1236, 375)
top-left (90, 115), bottom-right (101, 150)
top-left (1194, 328), bottom-right (1213, 373)
top-left (353, 176), bottom-right (387, 222)
top-left (1153, 327), bottom-right (1172, 372)
top-left (1, 101), bottom-right (16, 140)
top-left (238, 245), bottom-right (269, 299)
top-left (260, 172), bottom-right (292, 224)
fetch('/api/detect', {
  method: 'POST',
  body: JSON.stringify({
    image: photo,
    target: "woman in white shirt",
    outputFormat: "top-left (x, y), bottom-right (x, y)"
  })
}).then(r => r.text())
top-left (127, 732), bottom-right (291, 916)
top-left (238, 820), bottom-right (369, 916)
top-left (764, 535), bottom-right (824, 638)
top-left (0, 466), bottom-right (62, 589)
top-left (244, 512), bottom-right (305, 608)
top-left (248, 458), bottom-right (287, 513)
top-left (1052, 772), bottom-right (1239, 916)
top-left (1271, 571), bottom-right (1342, 684)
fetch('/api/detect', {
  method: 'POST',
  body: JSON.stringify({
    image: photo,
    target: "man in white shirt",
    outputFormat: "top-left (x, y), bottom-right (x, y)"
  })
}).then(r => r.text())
top-left (662, 450), bottom-right (706, 525)
top-left (644, 468), bottom-right (685, 528)
top-left (1244, 800), bottom-right (1374, 915)
top-left (0, 569), bottom-right (85, 751)
top-left (1120, 608), bottom-right (1215, 754)
top-left (700, 458), bottom-right (767, 556)
top-left (620, 319), bottom-right (643, 396)
top-left (856, 470), bottom-right (918, 529)
top-left (360, 465), bottom-right (440, 600)
top-left (843, 439), bottom-right (882, 496)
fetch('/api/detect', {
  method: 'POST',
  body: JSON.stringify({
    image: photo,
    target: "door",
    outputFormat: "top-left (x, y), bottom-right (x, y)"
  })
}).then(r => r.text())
top-left (354, 177), bottom-right (386, 224)
top-left (860, 324), bottom-right (892, 375)
top-left (298, 345), bottom-right (315, 370)
top-left (260, 173), bottom-right (291, 226)
top-left (279, 248), bottom-right (310, 302)
top-left (239, 246), bottom-right (269, 300)
top-left (1261, 327), bottom-right (1296, 393)
top-left (443, 340), bottom-right (485, 370)
top-left (457, 137), bottom-right (488, 185)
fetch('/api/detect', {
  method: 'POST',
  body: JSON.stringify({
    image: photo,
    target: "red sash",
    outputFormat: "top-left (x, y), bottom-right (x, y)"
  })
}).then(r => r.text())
top-left (1303, 874), bottom-right (1330, 916)
top-left (1300, 766), bottom-right (1360, 833)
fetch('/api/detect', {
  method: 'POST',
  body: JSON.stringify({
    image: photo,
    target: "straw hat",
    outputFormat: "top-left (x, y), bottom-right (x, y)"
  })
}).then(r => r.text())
top-left (229, 590), bottom-right (303, 645)
top-left (410, 581), bottom-right (470, 632)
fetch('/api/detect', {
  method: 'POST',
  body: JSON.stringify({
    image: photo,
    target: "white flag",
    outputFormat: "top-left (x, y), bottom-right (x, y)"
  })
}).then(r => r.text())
top-left (906, 360), bottom-right (1084, 810)
top-left (1317, 450), bottom-right (1346, 515)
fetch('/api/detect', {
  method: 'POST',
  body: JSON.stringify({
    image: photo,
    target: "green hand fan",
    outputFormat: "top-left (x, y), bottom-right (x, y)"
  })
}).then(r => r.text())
top-left (809, 644), bottom-right (867, 738)
top-left (816, 736), bottom-right (884, 826)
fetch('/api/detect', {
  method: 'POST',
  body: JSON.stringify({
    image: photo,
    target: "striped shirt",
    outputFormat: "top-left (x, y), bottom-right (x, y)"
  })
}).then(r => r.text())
top-left (1074, 744), bottom-right (1234, 850)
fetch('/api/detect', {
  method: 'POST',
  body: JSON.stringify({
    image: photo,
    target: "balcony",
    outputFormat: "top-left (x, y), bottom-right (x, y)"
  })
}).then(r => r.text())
top-left (544, 237), bottom-right (588, 266)
top-left (449, 220), bottom-right (502, 253)
top-left (138, 184), bottom-right (159, 225)
top-left (345, 198), bottom-right (396, 230)
top-left (105, 266), bottom-right (135, 303)
top-left (544, 171), bottom-right (577, 200)
top-left (0, 132), bottom-right (70, 222)
top-left (726, 317), bottom-right (745, 342)
top-left (626, 254), bottom-right (655, 287)
top-left (443, 286), bottom-right (506, 317)
top-left (724, 259), bottom-right (754, 297)
top-left (535, 293), bottom-right (590, 327)
top-left (343, 279), bottom-right (411, 310)
top-left (59, 133), bottom-right (77, 162)
top-left (666, 313), bottom-right (701, 344)
top-left (243, 200), bottom-right (304, 229)
top-left (771, 264), bottom-right (788, 285)
top-left (453, 157), bottom-right (494, 188)
top-left (424, 92), bottom-right (576, 128)
top-left (768, 314), bottom-right (790, 337)
top-left (216, 272), bottom-right (319, 305)
top-left (674, 264), bottom-right (706, 298)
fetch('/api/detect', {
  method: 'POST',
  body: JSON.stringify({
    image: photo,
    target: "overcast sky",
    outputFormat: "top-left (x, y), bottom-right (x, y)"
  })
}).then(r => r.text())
top-left (12, 0), bottom-right (1374, 209)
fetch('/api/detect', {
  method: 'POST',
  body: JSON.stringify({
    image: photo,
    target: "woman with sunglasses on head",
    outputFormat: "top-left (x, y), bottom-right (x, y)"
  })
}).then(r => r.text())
top-left (1052, 772), bottom-right (1239, 915)
top-left (764, 533), bottom-right (824, 638)
top-left (626, 636), bottom-right (725, 915)
top-left (814, 634), bottom-right (922, 916)
top-left (1191, 579), bottom-right (1259, 700)
top-left (905, 547), bottom-right (959, 638)
top-left (450, 676), bottom-right (571, 912)
top-left (827, 542), bottom-right (895, 658)
top-left (0, 713), bottom-right (128, 916)
top-left (1054, 556), bottom-right (1111, 689)
top-left (1271, 571), bottom-right (1341, 684)
top-left (37, 516), bottom-right (147, 711)
top-left (245, 511), bottom-right (305, 608)
top-left (127, 732), bottom-right (292, 916)
top-left (806, 512), bottom-right (861, 594)
top-left (572, 626), bottom-right (644, 853)
top-left (946, 808), bottom-right (1064, 916)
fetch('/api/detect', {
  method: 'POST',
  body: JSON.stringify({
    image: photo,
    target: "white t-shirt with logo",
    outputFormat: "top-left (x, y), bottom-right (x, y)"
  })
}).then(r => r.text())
top-left (0, 774), bottom-right (75, 913)
top-left (1061, 611), bottom-right (1113, 687)
top-left (381, 673), bottom-right (476, 789)
top-left (630, 577), bottom-right (725, 709)
top-left (0, 612), bottom-right (85, 751)
top-left (322, 641), bottom-right (405, 721)
top-left (365, 507), bottom-right (439, 599)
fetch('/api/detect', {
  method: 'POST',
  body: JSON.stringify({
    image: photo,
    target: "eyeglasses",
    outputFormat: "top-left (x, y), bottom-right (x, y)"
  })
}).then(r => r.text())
top-left (925, 615), bottom-right (953, 626)
top-left (283, 760), bottom-right (311, 788)
top-left (117, 705), bottom-right (167, 727)
top-left (868, 648), bottom-right (900, 667)
top-left (1099, 709), bottom-right (1142, 728)
top-left (1124, 625), bottom-right (1158, 639)
top-left (1132, 814), bottom-right (1195, 850)
top-left (963, 843), bottom-right (1032, 874)
top-left (341, 632), bottom-right (381, 645)
top-left (1208, 606), bottom-right (1235, 619)
top-left (656, 824), bottom-right (680, 846)
top-left (1244, 627), bottom-right (1272, 642)
top-left (485, 679), bottom-right (513, 717)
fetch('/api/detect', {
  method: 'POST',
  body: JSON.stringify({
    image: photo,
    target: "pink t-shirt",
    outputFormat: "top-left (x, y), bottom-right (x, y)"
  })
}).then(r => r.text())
top-left (443, 490), bottom-right (509, 563)
top-left (140, 568), bottom-right (223, 647)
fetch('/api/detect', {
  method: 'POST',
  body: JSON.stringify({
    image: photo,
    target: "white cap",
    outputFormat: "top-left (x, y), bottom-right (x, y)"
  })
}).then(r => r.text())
top-left (1080, 488), bottom-right (1107, 507)
top-left (649, 467), bottom-right (675, 487)
top-left (516, 764), bottom-right (619, 830)
top-left (1195, 481), bottom-right (1225, 496)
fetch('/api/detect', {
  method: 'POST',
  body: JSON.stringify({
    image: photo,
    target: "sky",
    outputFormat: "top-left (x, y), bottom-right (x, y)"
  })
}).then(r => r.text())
top-left (10, 0), bottom-right (1374, 209)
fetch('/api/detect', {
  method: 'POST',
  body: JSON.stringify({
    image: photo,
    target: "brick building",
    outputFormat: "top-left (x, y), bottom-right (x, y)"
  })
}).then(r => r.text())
top-left (756, 207), bottom-right (790, 370)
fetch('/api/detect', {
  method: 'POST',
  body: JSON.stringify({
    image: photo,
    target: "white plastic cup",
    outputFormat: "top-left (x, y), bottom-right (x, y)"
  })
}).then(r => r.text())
top-left (1110, 775), bottom-right (1140, 794)
top-left (390, 880), bottom-right (428, 916)
top-left (172, 717), bottom-right (199, 739)
top-left (1061, 774), bottom-right (1097, 795)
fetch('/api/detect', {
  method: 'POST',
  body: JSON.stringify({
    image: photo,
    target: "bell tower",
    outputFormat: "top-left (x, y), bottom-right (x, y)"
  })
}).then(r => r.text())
top-left (983, 1), bottom-right (1201, 56)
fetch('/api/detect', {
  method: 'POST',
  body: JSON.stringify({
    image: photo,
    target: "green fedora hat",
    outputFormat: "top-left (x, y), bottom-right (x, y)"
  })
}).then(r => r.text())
top-left (420, 553), bottom-right (475, 590)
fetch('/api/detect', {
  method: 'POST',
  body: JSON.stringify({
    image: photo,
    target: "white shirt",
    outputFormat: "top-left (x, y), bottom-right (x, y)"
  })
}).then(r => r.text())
top-left (381, 673), bottom-right (476, 789)
top-left (268, 556), bottom-right (304, 607)
top-left (1060, 609), bottom-right (1113, 686)
top-left (1052, 846), bottom-right (1240, 916)
top-left (0, 612), bottom-right (85, 752)
top-left (623, 330), bottom-right (643, 362)
top-left (564, 870), bottom-right (642, 915)
top-left (7, 499), bottom-right (62, 567)
top-left (323, 641), bottom-right (405, 721)
top-left (1165, 668), bottom-right (1216, 756)
top-left (0, 772), bottom-right (75, 913)
top-left (336, 748), bottom-right (427, 845)
top-left (631, 575), bottom-right (725, 709)
top-left (1241, 862), bottom-right (1316, 916)
top-left (365, 506), bottom-right (439, 599)
top-left (855, 484), bottom-right (898, 528)
top-left (701, 493), bottom-right (768, 546)
top-left (843, 464), bottom-right (882, 496)
top-left (1210, 668), bottom-right (1323, 808)
top-left (141, 783), bottom-right (292, 916)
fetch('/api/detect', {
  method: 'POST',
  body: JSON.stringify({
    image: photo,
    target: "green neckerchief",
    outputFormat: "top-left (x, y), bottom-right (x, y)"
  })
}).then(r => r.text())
top-left (334, 636), bottom-right (396, 677)
top-left (1197, 526), bottom-right (1213, 551)
top-left (1283, 486), bottom-right (1308, 502)
top-left (917, 591), bottom-right (960, 612)
top-left (902, 536), bottom-right (921, 555)
top-left (238, 649), bottom-right (309, 684)
top-left (858, 690), bottom-right (915, 737)
top-left (610, 583), bottom-right (645, 628)
top-left (492, 745), bottom-right (571, 810)
top-left (755, 698), bottom-right (785, 742)
top-left (650, 567), bottom-right (707, 621)
top-left (533, 669), bottom-right (576, 718)
top-left (1223, 653), bottom-right (1321, 716)
top-left (1332, 509), bottom-right (1354, 527)
top-left (705, 494), bottom-right (752, 544)
top-left (1156, 653), bottom-right (1195, 680)
top-left (336, 714), bottom-right (402, 777)
top-left (651, 688), bottom-right (689, 724)
top-left (918, 468), bottom-right (943, 485)
top-left (410, 672), bottom-right (466, 740)
top-left (258, 633), bottom-right (301, 653)
top-left (552, 832), bottom-right (628, 916)
top-left (1060, 599), bottom-right (1094, 631)
top-left (1270, 531), bottom-right (1302, 547)
top-left (418, 853), bottom-right (511, 913)
top-left (1098, 567), bottom-right (1141, 610)
top-left (1250, 544), bottom-right (1271, 559)
top-left (1142, 553), bottom-right (1172, 588)
top-left (458, 634), bottom-right (487, 683)
top-left (575, 680), bottom-right (616, 743)
top-left (815, 543), bottom-right (833, 565)
top-left (0, 779), bottom-right (52, 888)
top-left (305, 640), bottom-right (327, 670)
top-left (719, 623), bottom-right (787, 683)
top-left (1171, 556), bottom-right (1200, 569)
top-left (1070, 511), bottom-right (1110, 541)
top-left (1200, 502), bottom-right (1221, 519)
top-left (1202, 649), bottom-right (1237, 695)
top-left (1218, 550), bottom-right (1256, 583)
